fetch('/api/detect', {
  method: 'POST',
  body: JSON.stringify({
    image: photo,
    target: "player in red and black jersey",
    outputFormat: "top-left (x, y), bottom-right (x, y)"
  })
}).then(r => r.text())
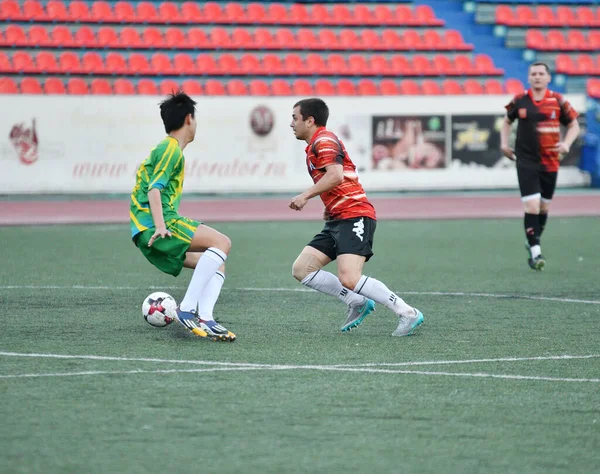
top-left (288, 98), bottom-right (424, 337)
top-left (501, 62), bottom-right (580, 270)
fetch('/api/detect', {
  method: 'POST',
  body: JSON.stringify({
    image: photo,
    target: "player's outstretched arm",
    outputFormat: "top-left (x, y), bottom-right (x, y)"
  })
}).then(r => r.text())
top-left (289, 164), bottom-right (343, 211)
top-left (147, 188), bottom-right (171, 246)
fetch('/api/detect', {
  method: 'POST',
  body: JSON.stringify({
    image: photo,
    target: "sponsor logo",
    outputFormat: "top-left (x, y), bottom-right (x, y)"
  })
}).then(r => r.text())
top-left (10, 119), bottom-right (39, 165)
top-left (249, 105), bottom-right (274, 137)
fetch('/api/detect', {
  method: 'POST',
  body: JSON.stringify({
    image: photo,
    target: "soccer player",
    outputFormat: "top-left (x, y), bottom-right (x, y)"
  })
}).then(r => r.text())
top-left (289, 98), bottom-right (424, 337)
top-left (501, 62), bottom-right (580, 270)
top-left (130, 92), bottom-right (235, 341)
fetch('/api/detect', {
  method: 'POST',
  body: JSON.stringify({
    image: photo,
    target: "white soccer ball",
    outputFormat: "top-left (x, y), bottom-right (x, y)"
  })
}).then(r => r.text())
top-left (142, 292), bottom-right (177, 327)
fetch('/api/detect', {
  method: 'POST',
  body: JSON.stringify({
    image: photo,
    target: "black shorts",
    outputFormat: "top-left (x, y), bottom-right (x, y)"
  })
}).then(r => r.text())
top-left (517, 166), bottom-right (558, 201)
top-left (308, 217), bottom-right (376, 262)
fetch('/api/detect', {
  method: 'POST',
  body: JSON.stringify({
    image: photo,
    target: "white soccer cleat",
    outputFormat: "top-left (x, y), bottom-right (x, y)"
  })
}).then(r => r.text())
top-left (392, 309), bottom-right (424, 337)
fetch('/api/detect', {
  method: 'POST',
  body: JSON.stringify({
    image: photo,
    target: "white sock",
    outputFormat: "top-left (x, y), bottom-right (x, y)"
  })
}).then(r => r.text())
top-left (179, 247), bottom-right (227, 312)
top-left (354, 275), bottom-right (414, 317)
top-left (530, 245), bottom-right (541, 259)
top-left (301, 270), bottom-right (365, 306)
top-left (197, 271), bottom-right (225, 321)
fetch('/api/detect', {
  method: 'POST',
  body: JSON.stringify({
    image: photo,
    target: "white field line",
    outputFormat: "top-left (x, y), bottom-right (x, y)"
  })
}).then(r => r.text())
top-left (0, 285), bottom-right (599, 305)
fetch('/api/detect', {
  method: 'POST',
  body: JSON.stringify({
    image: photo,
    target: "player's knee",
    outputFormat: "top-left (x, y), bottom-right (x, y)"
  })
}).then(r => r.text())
top-left (215, 234), bottom-right (232, 255)
top-left (292, 258), bottom-right (308, 282)
top-left (292, 253), bottom-right (323, 282)
top-left (523, 201), bottom-right (540, 214)
top-left (338, 272), bottom-right (360, 291)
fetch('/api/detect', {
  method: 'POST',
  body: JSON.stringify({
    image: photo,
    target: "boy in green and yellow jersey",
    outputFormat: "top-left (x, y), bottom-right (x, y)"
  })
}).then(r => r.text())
top-left (130, 92), bottom-right (235, 342)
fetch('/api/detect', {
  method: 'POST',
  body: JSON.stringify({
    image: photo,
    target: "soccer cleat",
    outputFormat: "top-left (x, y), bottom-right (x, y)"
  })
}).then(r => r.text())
top-left (197, 319), bottom-right (236, 342)
top-left (392, 309), bottom-right (424, 337)
top-left (341, 298), bottom-right (375, 332)
top-left (525, 243), bottom-right (545, 271)
top-left (175, 307), bottom-right (208, 338)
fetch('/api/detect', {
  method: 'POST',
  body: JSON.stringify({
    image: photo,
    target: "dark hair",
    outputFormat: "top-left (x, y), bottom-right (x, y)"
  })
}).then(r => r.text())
top-left (293, 98), bottom-right (329, 127)
top-left (529, 62), bottom-right (550, 74)
top-left (159, 91), bottom-right (197, 133)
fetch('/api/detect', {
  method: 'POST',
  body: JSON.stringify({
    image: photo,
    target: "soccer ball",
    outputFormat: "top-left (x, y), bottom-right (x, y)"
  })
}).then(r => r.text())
top-left (142, 292), bottom-right (177, 327)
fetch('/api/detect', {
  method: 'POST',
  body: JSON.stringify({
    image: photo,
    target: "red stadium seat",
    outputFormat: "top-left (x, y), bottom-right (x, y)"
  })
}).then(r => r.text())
top-left (75, 26), bottom-right (97, 47)
top-left (0, 0), bottom-right (21, 21)
top-left (82, 51), bottom-right (105, 74)
top-left (360, 30), bottom-right (381, 50)
top-left (218, 54), bottom-right (239, 74)
top-left (231, 28), bottom-right (254, 48)
top-left (373, 5), bottom-right (394, 25)
top-left (159, 2), bottom-right (181, 23)
top-left (105, 52), bottom-right (128, 74)
top-left (35, 51), bottom-right (58, 74)
top-left (5, 25), bottom-right (27, 47)
top-left (114, 1), bottom-right (136, 23)
top-left (484, 79), bottom-right (504, 95)
top-left (266, 3), bottom-right (287, 24)
top-left (463, 79), bottom-right (484, 95)
top-left (399, 80), bottom-right (420, 95)
top-left (444, 30), bottom-right (468, 50)
top-left (556, 6), bottom-right (576, 26)
top-left (589, 31), bottom-right (600, 50)
top-left (318, 29), bottom-right (340, 49)
top-left (262, 54), bottom-right (284, 75)
top-left (394, 5), bottom-right (412, 25)
top-left (44, 78), bottom-right (66, 95)
top-left (0, 77), bottom-right (18, 94)
top-left (289, 4), bottom-right (309, 24)
top-left (143, 27), bottom-right (164, 48)
top-left (402, 30), bottom-right (422, 49)
top-left (412, 55), bottom-right (432, 75)
top-left (587, 79), bottom-right (600, 98)
top-left (21, 77), bottom-right (43, 94)
top-left (414, 5), bottom-right (441, 26)
top-left (226, 79), bottom-right (248, 96)
top-left (380, 79), bottom-right (399, 95)
top-left (423, 30), bottom-right (442, 49)
top-left (12, 51), bottom-right (36, 73)
top-left (28, 26), bottom-right (51, 48)
top-left (421, 80), bottom-right (441, 95)
top-left (187, 28), bottom-right (210, 49)
top-left (67, 78), bottom-right (89, 95)
top-left (137, 78), bottom-right (158, 95)
top-left (239, 53), bottom-right (261, 74)
top-left (210, 27), bottom-right (232, 49)
top-left (160, 79), bottom-right (180, 95)
top-left (357, 79), bottom-right (378, 95)
top-left (271, 78), bottom-right (291, 96)
top-left (310, 5), bottom-right (330, 25)
top-left (113, 78), bottom-right (135, 95)
top-left (442, 79), bottom-right (463, 95)
top-left (173, 53), bottom-right (196, 74)
top-left (327, 54), bottom-right (349, 75)
top-left (566, 31), bottom-right (586, 50)
top-left (284, 53), bottom-right (305, 75)
top-left (573, 54), bottom-right (595, 75)
top-left (246, 3), bottom-right (267, 24)
top-left (292, 79), bottom-right (313, 95)
top-left (91, 1), bottom-right (113, 22)
top-left (354, 5), bottom-right (376, 26)
top-left (348, 54), bottom-right (370, 75)
top-left (575, 7), bottom-right (596, 27)
top-left (68, 1), bottom-right (90, 23)
top-left (129, 53), bottom-right (151, 74)
top-left (505, 78), bottom-right (525, 95)
top-left (296, 28), bottom-right (319, 50)
top-left (525, 30), bottom-right (545, 49)
top-left (181, 79), bottom-right (203, 95)
top-left (97, 27), bottom-right (119, 48)
top-left (224, 2), bottom-right (245, 23)
top-left (120, 27), bottom-right (143, 48)
top-left (0, 51), bottom-right (10, 73)
top-left (196, 54), bottom-right (218, 75)
top-left (339, 30), bottom-right (361, 50)
top-left (58, 51), bottom-right (81, 73)
top-left (337, 79), bottom-right (356, 95)
top-left (305, 54), bottom-right (327, 74)
top-left (90, 78), bottom-right (112, 94)
top-left (249, 79), bottom-right (270, 96)
top-left (51, 25), bottom-right (75, 47)
top-left (314, 79), bottom-right (335, 95)
top-left (390, 55), bottom-right (412, 75)
top-left (546, 31), bottom-right (566, 50)
top-left (203, 2), bottom-right (225, 22)
top-left (254, 28), bottom-right (275, 49)
top-left (151, 53), bottom-right (174, 75)
top-left (137, 2), bottom-right (158, 23)
top-left (554, 54), bottom-right (575, 74)
top-left (369, 55), bottom-right (390, 75)
top-left (514, 6), bottom-right (535, 25)
top-left (495, 6), bottom-right (513, 25)
top-left (204, 79), bottom-right (226, 95)
top-left (474, 54), bottom-right (500, 75)
top-left (23, 0), bottom-right (46, 21)
top-left (432, 55), bottom-right (454, 75)
top-left (165, 27), bottom-right (186, 49)
top-left (381, 29), bottom-right (404, 50)
top-left (180, 2), bottom-right (202, 22)
top-left (46, 0), bottom-right (69, 22)
top-left (275, 28), bottom-right (296, 49)
top-left (536, 7), bottom-right (557, 27)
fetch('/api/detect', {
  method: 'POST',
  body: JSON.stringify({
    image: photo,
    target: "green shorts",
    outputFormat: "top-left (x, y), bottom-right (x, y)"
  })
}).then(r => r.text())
top-left (135, 216), bottom-right (201, 277)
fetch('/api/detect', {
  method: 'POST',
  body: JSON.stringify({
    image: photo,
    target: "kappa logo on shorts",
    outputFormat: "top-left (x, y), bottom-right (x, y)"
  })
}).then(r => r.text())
top-left (353, 218), bottom-right (365, 242)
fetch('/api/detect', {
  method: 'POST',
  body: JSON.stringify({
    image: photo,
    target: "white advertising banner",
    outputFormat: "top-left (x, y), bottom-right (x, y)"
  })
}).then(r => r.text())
top-left (0, 94), bottom-right (589, 194)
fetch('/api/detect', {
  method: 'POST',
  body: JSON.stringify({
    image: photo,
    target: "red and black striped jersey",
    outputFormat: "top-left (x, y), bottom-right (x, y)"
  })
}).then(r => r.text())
top-left (505, 89), bottom-right (578, 172)
top-left (305, 127), bottom-right (376, 221)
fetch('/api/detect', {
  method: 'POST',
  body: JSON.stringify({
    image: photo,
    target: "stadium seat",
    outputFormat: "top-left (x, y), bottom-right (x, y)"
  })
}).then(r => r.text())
top-left (566, 31), bottom-right (586, 50)
top-left (423, 31), bottom-right (442, 50)
top-left (444, 30), bottom-right (469, 50)
top-left (180, 2), bottom-right (202, 22)
top-left (68, 0), bottom-right (91, 21)
top-left (381, 30), bottom-right (404, 50)
top-left (137, 2), bottom-right (158, 23)
top-left (196, 54), bottom-right (218, 75)
top-left (143, 27), bottom-right (164, 48)
top-left (20, 77), bottom-right (43, 94)
top-left (137, 78), bottom-right (158, 95)
top-left (556, 6), bottom-right (576, 27)
top-left (555, 54), bottom-right (575, 74)
top-left (265, 3), bottom-right (286, 24)
top-left (224, 2), bottom-right (245, 23)
top-left (305, 54), bottom-right (327, 75)
top-left (337, 79), bottom-right (357, 95)
top-left (284, 53), bottom-right (305, 75)
top-left (105, 52), bottom-right (128, 74)
top-left (5, 25), bottom-right (27, 47)
top-left (292, 79), bottom-right (314, 95)
top-left (330, 4), bottom-right (352, 26)
top-left (348, 55), bottom-right (370, 76)
top-left (58, 51), bottom-right (81, 74)
top-left (181, 79), bottom-right (203, 95)
top-left (463, 80), bottom-right (484, 95)
top-left (90, 78), bottom-right (112, 94)
top-left (289, 4), bottom-right (309, 25)
top-left (226, 79), bottom-right (248, 96)
top-left (0, 0), bottom-right (21, 21)
top-left (91, 1), bottom-right (113, 22)
top-left (113, 78), bottom-right (135, 95)
top-left (575, 7), bottom-right (597, 27)
top-left (546, 31), bottom-right (566, 51)
top-left (412, 55), bottom-right (433, 75)
top-left (339, 30), bottom-right (361, 50)
top-left (442, 79), bottom-right (463, 95)
top-left (402, 30), bottom-right (422, 49)
top-left (354, 5), bottom-right (376, 26)
top-left (204, 2), bottom-right (225, 23)
top-left (165, 27), bottom-right (186, 49)
top-left (44, 78), bottom-right (66, 94)
top-left (415, 5), bottom-right (442, 26)
top-left (173, 53), bottom-right (196, 74)
top-left (399, 80), bottom-right (420, 95)
top-left (120, 27), bottom-right (143, 48)
top-left (421, 80), bottom-right (441, 95)
top-left (159, 2), bottom-right (182, 23)
top-left (394, 5), bottom-right (412, 25)
top-left (484, 79), bottom-right (504, 95)
top-left (52, 26), bottom-right (75, 48)
top-left (573, 54), bottom-right (595, 75)
top-left (373, 5), bottom-right (394, 25)
top-left (249, 79), bottom-right (270, 96)
top-left (369, 55), bottom-right (391, 75)
top-left (246, 3), bottom-right (267, 24)
top-left (296, 28), bottom-right (319, 50)
top-left (254, 28), bottom-right (275, 49)
top-left (82, 52), bottom-right (105, 74)
top-left (151, 53), bottom-right (174, 75)
top-left (187, 28), bottom-right (210, 49)
top-left (536, 6), bottom-right (557, 27)
top-left (204, 79), bottom-right (226, 95)
top-left (35, 51), bottom-right (58, 74)
top-left (315, 79), bottom-right (336, 96)
top-left (432, 55), bottom-right (454, 75)
top-left (271, 78), bottom-right (292, 96)
top-left (514, 6), bottom-right (535, 26)
top-left (587, 79), bottom-right (600, 98)
top-left (262, 54), bottom-right (284, 75)
top-left (0, 52), bottom-right (10, 73)
top-left (0, 77), bottom-right (19, 94)
top-left (327, 54), bottom-right (349, 75)
top-left (159, 79), bottom-right (179, 95)
top-left (129, 53), bottom-right (151, 75)
top-left (12, 51), bottom-right (36, 73)
top-left (390, 55), bottom-right (412, 75)
top-left (310, 5), bottom-right (330, 26)
top-left (239, 53), bottom-right (261, 75)
top-left (474, 54), bottom-right (501, 75)
top-left (114, 1), bottom-right (136, 23)
top-left (274, 28), bottom-right (296, 49)
top-left (505, 78), bottom-right (525, 95)
top-left (28, 26), bottom-right (51, 48)
top-left (75, 26), bottom-right (97, 47)
top-left (218, 54), bottom-right (239, 75)
top-left (97, 27), bottom-right (119, 48)
top-left (210, 27), bottom-right (232, 49)
top-left (23, 0), bottom-right (46, 21)
top-left (525, 30), bottom-right (544, 49)
top-left (360, 30), bottom-right (381, 50)
top-left (46, 0), bottom-right (69, 22)
top-left (495, 5), bottom-right (513, 26)
top-left (357, 79), bottom-right (379, 95)
top-left (67, 78), bottom-right (88, 95)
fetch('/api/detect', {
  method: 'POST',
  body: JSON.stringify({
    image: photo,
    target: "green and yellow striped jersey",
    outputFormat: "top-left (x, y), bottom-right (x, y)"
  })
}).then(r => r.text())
top-left (130, 136), bottom-right (185, 239)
